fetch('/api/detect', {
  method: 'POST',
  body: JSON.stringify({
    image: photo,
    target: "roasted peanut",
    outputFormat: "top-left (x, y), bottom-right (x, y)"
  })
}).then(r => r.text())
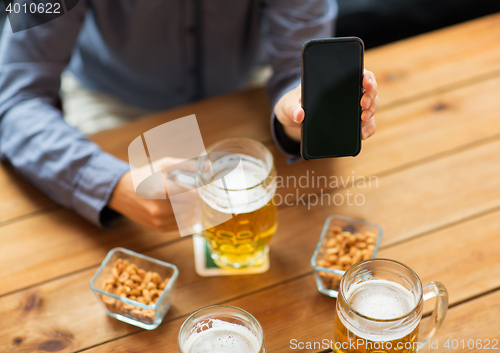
top-left (112, 267), bottom-right (119, 280)
top-left (131, 309), bottom-right (143, 316)
top-left (126, 264), bottom-right (138, 275)
top-left (355, 232), bottom-right (366, 241)
top-left (118, 271), bottom-right (129, 283)
top-left (352, 252), bottom-right (363, 264)
top-left (326, 247), bottom-right (339, 255)
top-left (124, 279), bottom-right (136, 288)
top-left (356, 242), bottom-right (367, 249)
top-left (317, 228), bottom-right (378, 291)
top-left (339, 255), bottom-right (351, 265)
top-left (130, 274), bottom-right (143, 283)
top-left (142, 289), bottom-right (152, 303)
top-left (152, 272), bottom-right (161, 285)
top-left (326, 238), bottom-right (337, 248)
top-left (317, 259), bottom-right (330, 268)
top-left (100, 257), bottom-right (172, 324)
top-left (123, 303), bottom-right (135, 310)
top-left (329, 225), bottom-right (343, 234)
top-left (129, 289), bottom-right (141, 297)
top-left (102, 296), bottom-right (115, 305)
top-left (327, 254), bottom-right (338, 264)
top-left (122, 260), bottom-right (130, 270)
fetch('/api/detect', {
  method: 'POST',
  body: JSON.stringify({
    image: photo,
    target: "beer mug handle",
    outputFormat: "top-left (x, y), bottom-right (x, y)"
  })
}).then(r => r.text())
top-left (417, 281), bottom-right (448, 349)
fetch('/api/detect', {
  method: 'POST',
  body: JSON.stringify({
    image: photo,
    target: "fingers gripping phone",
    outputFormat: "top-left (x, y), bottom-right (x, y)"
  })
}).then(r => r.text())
top-left (301, 37), bottom-right (364, 159)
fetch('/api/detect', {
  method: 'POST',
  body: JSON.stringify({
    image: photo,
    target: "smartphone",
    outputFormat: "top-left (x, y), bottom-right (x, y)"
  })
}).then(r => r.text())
top-left (301, 37), bottom-right (364, 159)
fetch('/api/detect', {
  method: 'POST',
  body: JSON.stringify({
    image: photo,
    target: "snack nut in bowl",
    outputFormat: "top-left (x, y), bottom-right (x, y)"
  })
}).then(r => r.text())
top-left (311, 215), bottom-right (382, 298)
top-left (90, 247), bottom-right (179, 330)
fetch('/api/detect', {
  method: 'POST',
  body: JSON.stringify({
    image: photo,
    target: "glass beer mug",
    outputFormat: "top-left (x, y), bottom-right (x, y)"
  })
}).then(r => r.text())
top-left (333, 258), bottom-right (448, 353)
top-left (170, 138), bottom-right (277, 269)
top-left (178, 305), bottom-right (266, 353)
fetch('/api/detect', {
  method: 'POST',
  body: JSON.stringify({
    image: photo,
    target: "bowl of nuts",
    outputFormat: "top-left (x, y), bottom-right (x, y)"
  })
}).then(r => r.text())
top-left (90, 247), bottom-right (179, 330)
top-left (311, 215), bottom-right (382, 298)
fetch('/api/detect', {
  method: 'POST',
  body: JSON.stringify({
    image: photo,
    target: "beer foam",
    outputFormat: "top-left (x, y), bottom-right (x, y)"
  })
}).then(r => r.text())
top-left (183, 319), bottom-right (261, 353)
top-left (348, 280), bottom-right (415, 320)
top-left (199, 154), bottom-right (274, 215)
top-left (338, 279), bottom-right (419, 342)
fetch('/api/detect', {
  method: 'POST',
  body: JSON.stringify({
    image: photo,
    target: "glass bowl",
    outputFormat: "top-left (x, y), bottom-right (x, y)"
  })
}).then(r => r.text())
top-left (90, 247), bottom-right (179, 330)
top-left (310, 215), bottom-right (382, 298)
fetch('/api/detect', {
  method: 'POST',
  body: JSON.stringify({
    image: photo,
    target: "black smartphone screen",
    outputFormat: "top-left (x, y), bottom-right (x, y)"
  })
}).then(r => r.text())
top-left (301, 38), bottom-right (364, 159)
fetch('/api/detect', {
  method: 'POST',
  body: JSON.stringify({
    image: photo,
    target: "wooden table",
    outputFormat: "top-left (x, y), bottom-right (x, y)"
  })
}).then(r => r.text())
top-left (1, 13), bottom-right (500, 353)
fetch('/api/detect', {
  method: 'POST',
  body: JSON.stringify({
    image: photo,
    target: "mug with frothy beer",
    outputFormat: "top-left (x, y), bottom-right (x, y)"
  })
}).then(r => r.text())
top-left (170, 138), bottom-right (277, 268)
top-left (178, 305), bottom-right (266, 353)
top-left (333, 258), bottom-right (448, 353)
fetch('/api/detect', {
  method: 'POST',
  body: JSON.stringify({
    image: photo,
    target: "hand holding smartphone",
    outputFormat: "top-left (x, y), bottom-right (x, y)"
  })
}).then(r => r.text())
top-left (301, 37), bottom-right (364, 160)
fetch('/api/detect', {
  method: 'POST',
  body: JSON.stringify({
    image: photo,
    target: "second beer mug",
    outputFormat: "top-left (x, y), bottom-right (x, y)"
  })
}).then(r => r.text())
top-left (178, 305), bottom-right (266, 353)
top-left (333, 258), bottom-right (448, 353)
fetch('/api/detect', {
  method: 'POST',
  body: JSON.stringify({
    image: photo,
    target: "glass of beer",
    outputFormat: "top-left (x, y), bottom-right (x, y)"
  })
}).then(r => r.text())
top-left (196, 138), bottom-right (277, 268)
top-left (178, 305), bottom-right (266, 353)
top-left (333, 258), bottom-right (448, 353)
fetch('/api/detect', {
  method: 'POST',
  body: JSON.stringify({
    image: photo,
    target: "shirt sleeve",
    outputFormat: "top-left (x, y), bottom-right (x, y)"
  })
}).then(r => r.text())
top-left (263, 0), bottom-right (337, 160)
top-left (0, 3), bottom-right (130, 227)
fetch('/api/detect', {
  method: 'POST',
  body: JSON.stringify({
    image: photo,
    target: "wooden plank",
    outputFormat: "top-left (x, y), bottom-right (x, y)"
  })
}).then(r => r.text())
top-left (0, 210), bottom-right (181, 297)
top-left (273, 137), bottom-right (500, 248)
top-left (3, 69), bottom-right (500, 244)
top-left (2, 206), bottom-right (500, 352)
top-left (2, 131), bottom-right (500, 296)
top-left (366, 13), bottom-right (500, 106)
top-left (273, 75), bottom-right (500, 199)
top-left (378, 209), bottom-right (500, 311)
top-left (0, 88), bottom-right (272, 226)
top-left (2, 72), bottom-right (500, 228)
top-left (0, 164), bottom-right (55, 224)
top-left (77, 282), bottom-right (500, 353)
top-left (2, 13), bottom-right (500, 226)
top-left (422, 290), bottom-right (500, 352)
top-left (328, 138), bottom-right (500, 245)
top-left (0, 88), bottom-right (270, 226)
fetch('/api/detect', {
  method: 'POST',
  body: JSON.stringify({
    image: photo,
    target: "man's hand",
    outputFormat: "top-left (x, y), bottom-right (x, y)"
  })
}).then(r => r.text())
top-left (108, 158), bottom-right (198, 232)
top-left (274, 69), bottom-right (379, 142)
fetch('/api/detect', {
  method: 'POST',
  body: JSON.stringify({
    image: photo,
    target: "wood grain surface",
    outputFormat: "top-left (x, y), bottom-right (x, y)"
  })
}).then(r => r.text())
top-left (0, 14), bottom-right (499, 353)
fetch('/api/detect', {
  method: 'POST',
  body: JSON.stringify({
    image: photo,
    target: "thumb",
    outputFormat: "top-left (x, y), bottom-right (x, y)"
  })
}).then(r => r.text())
top-left (276, 85), bottom-right (304, 126)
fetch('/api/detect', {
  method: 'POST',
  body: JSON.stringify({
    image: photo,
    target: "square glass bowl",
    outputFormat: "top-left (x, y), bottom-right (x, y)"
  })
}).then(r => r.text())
top-left (90, 247), bottom-right (179, 330)
top-left (311, 215), bottom-right (382, 298)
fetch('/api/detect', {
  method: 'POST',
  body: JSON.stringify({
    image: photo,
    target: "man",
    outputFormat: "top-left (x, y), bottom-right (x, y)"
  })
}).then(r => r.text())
top-left (0, 0), bottom-right (378, 231)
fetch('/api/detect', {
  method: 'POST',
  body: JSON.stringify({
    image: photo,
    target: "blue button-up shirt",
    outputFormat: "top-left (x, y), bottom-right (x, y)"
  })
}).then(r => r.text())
top-left (0, 0), bottom-right (336, 227)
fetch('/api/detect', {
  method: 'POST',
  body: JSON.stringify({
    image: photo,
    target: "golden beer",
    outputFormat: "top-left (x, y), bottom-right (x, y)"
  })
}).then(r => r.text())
top-left (333, 259), bottom-right (448, 353)
top-left (333, 279), bottom-right (420, 353)
top-left (201, 198), bottom-right (277, 268)
top-left (178, 305), bottom-right (266, 353)
top-left (198, 139), bottom-right (277, 268)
